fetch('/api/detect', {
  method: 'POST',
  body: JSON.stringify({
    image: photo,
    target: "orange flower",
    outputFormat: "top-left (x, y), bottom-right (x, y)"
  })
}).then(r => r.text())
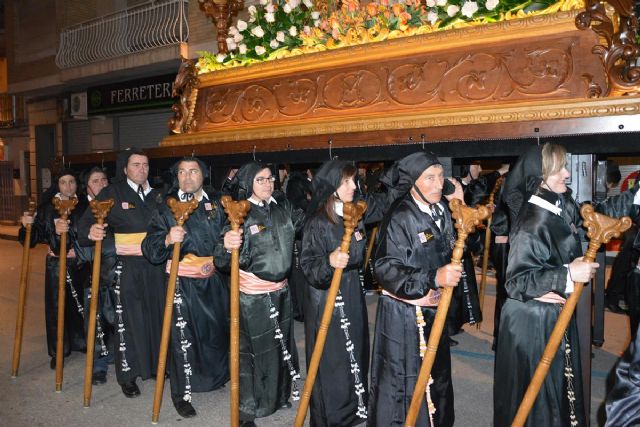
top-left (366, 2), bottom-right (378, 16)
top-left (328, 16), bottom-right (340, 29)
top-left (347, 1), bottom-right (358, 13)
top-left (399, 11), bottom-right (412, 25)
top-left (380, 0), bottom-right (389, 6)
top-left (383, 10), bottom-right (391, 19)
top-left (392, 3), bottom-right (403, 17)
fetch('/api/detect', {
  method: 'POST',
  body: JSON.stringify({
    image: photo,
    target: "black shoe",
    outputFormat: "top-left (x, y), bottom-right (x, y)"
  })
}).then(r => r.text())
top-left (173, 400), bottom-right (197, 418)
top-left (240, 422), bottom-right (257, 427)
top-left (120, 381), bottom-right (141, 398)
top-left (92, 371), bottom-right (107, 385)
top-left (281, 401), bottom-right (292, 409)
top-left (49, 357), bottom-right (56, 370)
top-left (448, 337), bottom-right (459, 347)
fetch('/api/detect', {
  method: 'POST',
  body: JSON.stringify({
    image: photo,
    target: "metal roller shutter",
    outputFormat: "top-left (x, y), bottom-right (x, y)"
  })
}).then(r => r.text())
top-left (65, 120), bottom-right (91, 155)
top-left (118, 111), bottom-right (173, 150)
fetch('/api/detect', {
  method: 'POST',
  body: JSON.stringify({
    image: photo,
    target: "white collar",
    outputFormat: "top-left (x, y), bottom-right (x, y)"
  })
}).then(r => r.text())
top-left (127, 178), bottom-right (151, 195)
top-left (411, 194), bottom-right (442, 215)
top-left (248, 196), bottom-right (277, 207)
top-left (528, 194), bottom-right (562, 216)
top-left (178, 189), bottom-right (208, 202)
top-left (334, 199), bottom-right (344, 217)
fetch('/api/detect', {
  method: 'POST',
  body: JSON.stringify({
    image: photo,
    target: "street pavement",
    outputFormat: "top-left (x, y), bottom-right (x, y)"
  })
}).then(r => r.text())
top-left (0, 238), bottom-right (632, 426)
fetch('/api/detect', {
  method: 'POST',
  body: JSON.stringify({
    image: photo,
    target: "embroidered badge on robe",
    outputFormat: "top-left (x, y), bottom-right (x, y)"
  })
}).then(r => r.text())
top-left (249, 224), bottom-right (266, 235)
top-left (121, 201), bottom-right (136, 210)
top-left (418, 231), bottom-right (434, 244)
top-left (354, 231), bottom-right (363, 241)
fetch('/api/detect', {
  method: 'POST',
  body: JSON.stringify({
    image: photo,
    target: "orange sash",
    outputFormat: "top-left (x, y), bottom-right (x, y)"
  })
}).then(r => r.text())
top-left (382, 288), bottom-right (441, 307)
top-left (239, 269), bottom-right (286, 295)
top-left (114, 232), bottom-right (146, 256)
top-left (166, 254), bottom-right (215, 279)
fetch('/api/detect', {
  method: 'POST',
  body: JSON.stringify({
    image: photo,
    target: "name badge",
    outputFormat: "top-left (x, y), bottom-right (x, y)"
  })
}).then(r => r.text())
top-left (121, 202), bottom-right (129, 210)
top-left (249, 224), bottom-right (265, 235)
top-left (204, 202), bottom-right (212, 211)
top-left (418, 231), bottom-right (433, 244)
top-left (354, 231), bottom-right (363, 241)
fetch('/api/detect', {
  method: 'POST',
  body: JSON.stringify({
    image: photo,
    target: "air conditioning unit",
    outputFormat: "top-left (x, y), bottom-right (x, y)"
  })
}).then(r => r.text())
top-left (70, 92), bottom-right (87, 118)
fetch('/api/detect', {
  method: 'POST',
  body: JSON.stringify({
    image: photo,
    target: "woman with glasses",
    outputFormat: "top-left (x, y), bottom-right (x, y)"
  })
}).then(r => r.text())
top-left (216, 162), bottom-right (305, 427)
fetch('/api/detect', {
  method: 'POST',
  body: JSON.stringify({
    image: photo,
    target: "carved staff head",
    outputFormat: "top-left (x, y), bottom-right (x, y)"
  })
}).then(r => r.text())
top-left (26, 199), bottom-right (36, 216)
top-left (52, 197), bottom-right (78, 220)
top-left (450, 199), bottom-right (491, 235)
top-left (89, 199), bottom-right (115, 225)
top-left (220, 195), bottom-right (251, 230)
top-left (167, 197), bottom-right (200, 226)
top-left (343, 200), bottom-right (367, 231)
top-left (580, 204), bottom-right (632, 261)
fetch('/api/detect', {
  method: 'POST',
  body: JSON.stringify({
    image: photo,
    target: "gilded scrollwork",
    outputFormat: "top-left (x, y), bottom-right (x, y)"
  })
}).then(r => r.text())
top-left (169, 58), bottom-right (200, 134)
top-left (576, 0), bottom-right (640, 96)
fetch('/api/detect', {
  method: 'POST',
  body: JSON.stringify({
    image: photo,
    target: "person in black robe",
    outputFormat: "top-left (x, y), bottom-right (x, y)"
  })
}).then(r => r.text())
top-left (299, 160), bottom-right (384, 427)
top-left (494, 143), bottom-right (640, 427)
top-left (19, 170), bottom-right (89, 369)
top-left (369, 152), bottom-right (464, 427)
top-left (286, 170), bottom-right (312, 322)
top-left (216, 162), bottom-right (304, 427)
top-left (605, 320), bottom-right (640, 426)
top-left (78, 149), bottom-right (164, 399)
top-left (142, 157), bottom-right (229, 418)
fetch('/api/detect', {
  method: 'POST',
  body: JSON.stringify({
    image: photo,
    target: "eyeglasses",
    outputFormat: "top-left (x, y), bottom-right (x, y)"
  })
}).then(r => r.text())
top-left (255, 176), bottom-right (276, 185)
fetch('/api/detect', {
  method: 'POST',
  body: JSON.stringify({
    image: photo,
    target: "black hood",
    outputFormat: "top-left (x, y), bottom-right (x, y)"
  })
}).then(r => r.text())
top-left (502, 144), bottom-right (543, 225)
top-left (230, 162), bottom-right (268, 200)
top-left (306, 160), bottom-right (351, 215)
top-left (39, 168), bottom-right (81, 206)
top-left (379, 152), bottom-right (444, 203)
top-left (167, 157), bottom-right (210, 195)
top-left (286, 171), bottom-right (312, 212)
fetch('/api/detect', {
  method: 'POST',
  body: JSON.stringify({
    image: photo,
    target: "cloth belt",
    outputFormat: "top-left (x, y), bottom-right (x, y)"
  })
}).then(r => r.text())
top-left (382, 288), bottom-right (441, 307)
top-left (48, 247), bottom-right (76, 258)
top-left (166, 254), bottom-right (215, 279)
top-left (534, 292), bottom-right (566, 305)
top-left (239, 269), bottom-right (286, 295)
top-left (114, 232), bottom-right (146, 256)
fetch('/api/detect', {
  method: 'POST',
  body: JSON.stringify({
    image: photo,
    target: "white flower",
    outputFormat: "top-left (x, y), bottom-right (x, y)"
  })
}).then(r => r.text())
top-left (270, 39), bottom-right (280, 49)
top-left (260, 0), bottom-right (269, 5)
top-left (265, 3), bottom-right (275, 13)
top-left (289, 0), bottom-right (300, 8)
top-left (461, 1), bottom-right (478, 17)
top-left (255, 45), bottom-right (266, 55)
top-left (446, 4), bottom-right (459, 16)
top-left (426, 0), bottom-right (436, 5)
top-left (226, 38), bottom-right (237, 50)
top-left (427, 11), bottom-right (439, 23)
top-left (303, 25), bottom-right (311, 34)
top-left (251, 26), bottom-right (265, 38)
top-left (436, 0), bottom-right (447, 6)
top-left (265, 12), bottom-right (275, 22)
top-left (283, 4), bottom-right (292, 13)
top-left (233, 32), bottom-right (244, 43)
top-left (229, 26), bottom-right (239, 36)
top-left (485, 0), bottom-right (499, 10)
top-left (303, 0), bottom-right (313, 7)
top-left (216, 53), bottom-right (227, 63)
top-left (311, 11), bottom-right (320, 19)
top-left (314, 19), bottom-right (321, 27)
top-left (276, 31), bottom-right (286, 42)
top-left (237, 20), bottom-right (248, 31)
top-left (248, 5), bottom-right (257, 15)
top-left (239, 44), bottom-right (247, 54)
top-left (289, 26), bottom-right (298, 36)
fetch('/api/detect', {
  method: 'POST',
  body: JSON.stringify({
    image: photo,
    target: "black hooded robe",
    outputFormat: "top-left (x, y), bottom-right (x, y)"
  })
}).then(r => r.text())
top-left (214, 162), bottom-right (303, 421)
top-left (78, 179), bottom-right (165, 385)
top-left (20, 196), bottom-right (89, 359)
top-left (142, 192), bottom-right (230, 401)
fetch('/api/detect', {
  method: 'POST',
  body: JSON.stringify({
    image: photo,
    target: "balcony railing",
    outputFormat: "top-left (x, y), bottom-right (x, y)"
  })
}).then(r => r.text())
top-left (55, 0), bottom-right (189, 69)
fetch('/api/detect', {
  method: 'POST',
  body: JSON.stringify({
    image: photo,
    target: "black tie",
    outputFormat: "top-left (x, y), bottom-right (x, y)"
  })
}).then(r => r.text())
top-left (137, 185), bottom-right (145, 201)
top-left (430, 203), bottom-right (444, 229)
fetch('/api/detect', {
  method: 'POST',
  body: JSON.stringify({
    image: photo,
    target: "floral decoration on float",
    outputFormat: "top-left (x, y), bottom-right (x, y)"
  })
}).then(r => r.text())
top-left (197, 0), bottom-right (586, 73)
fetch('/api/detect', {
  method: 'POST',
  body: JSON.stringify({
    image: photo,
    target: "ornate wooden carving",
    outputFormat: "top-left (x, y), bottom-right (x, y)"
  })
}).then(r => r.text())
top-left (198, 0), bottom-right (244, 55)
top-left (576, 0), bottom-right (640, 96)
top-left (194, 32), bottom-right (603, 131)
top-left (169, 58), bottom-right (200, 134)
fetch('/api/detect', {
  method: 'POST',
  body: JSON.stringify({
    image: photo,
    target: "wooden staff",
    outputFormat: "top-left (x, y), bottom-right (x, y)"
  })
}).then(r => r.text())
top-left (477, 176), bottom-right (503, 329)
top-left (295, 200), bottom-right (368, 427)
top-left (53, 196), bottom-right (79, 392)
top-left (152, 196), bottom-right (199, 423)
top-left (83, 199), bottom-right (114, 407)
top-left (405, 199), bottom-right (490, 426)
top-left (363, 225), bottom-right (378, 271)
top-left (220, 195), bottom-right (251, 427)
top-left (511, 205), bottom-right (631, 427)
top-left (11, 199), bottom-right (37, 377)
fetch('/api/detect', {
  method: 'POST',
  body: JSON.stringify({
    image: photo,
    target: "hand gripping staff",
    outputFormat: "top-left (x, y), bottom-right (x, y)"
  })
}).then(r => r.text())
top-left (220, 195), bottom-right (251, 427)
top-left (52, 196), bottom-right (79, 392)
top-left (151, 196), bottom-right (199, 423)
top-left (11, 199), bottom-right (37, 377)
top-left (477, 176), bottom-right (503, 329)
top-left (511, 205), bottom-right (631, 427)
top-left (295, 200), bottom-right (368, 427)
top-left (405, 199), bottom-right (490, 426)
top-left (83, 198), bottom-right (114, 407)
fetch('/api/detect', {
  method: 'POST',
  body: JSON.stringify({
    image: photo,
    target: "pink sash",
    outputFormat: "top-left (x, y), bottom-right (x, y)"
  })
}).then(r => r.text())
top-left (166, 254), bottom-right (215, 279)
top-left (239, 270), bottom-right (286, 295)
top-left (534, 292), bottom-right (566, 305)
top-left (48, 247), bottom-right (76, 258)
top-left (382, 288), bottom-right (441, 307)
